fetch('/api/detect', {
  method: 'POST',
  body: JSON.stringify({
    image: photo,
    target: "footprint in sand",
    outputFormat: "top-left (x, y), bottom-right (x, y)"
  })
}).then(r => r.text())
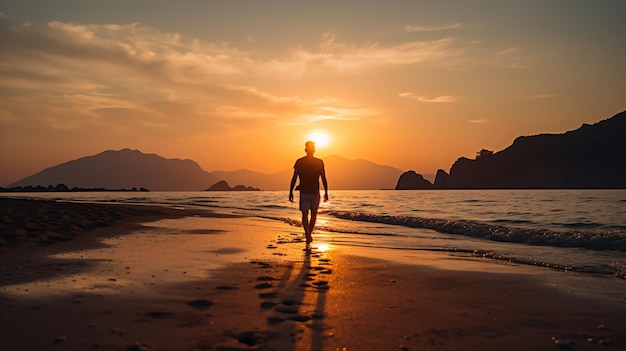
top-left (254, 236), bottom-right (335, 332)
top-left (215, 285), bottom-right (239, 291)
top-left (280, 298), bottom-right (298, 306)
top-left (259, 292), bottom-right (278, 299)
top-left (274, 305), bottom-right (299, 314)
top-left (267, 313), bottom-right (310, 324)
top-left (187, 299), bottom-right (214, 311)
top-left (143, 311), bottom-right (173, 319)
top-left (260, 301), bottom-right (278, 310)
top-left (256, 276), bottom-right (276, 281)
top-left (254, 282), bottom-right (274, 289)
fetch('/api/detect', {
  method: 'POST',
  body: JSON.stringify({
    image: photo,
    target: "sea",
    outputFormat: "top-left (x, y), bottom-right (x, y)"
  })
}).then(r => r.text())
top-left (3, 190), bottom-right (626, 281)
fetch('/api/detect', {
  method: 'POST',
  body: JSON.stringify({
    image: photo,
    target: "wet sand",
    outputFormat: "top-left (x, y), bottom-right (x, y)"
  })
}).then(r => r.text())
top-left (1, 198), bottom-right (625, 350)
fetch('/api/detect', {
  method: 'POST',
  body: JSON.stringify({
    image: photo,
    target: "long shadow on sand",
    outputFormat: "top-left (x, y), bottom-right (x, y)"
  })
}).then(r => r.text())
top-left (259, 244), bottom-right (333, 351)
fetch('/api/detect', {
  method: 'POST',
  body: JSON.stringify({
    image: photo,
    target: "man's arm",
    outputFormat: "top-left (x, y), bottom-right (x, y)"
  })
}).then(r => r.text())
top-left (289, 169), bottom-right (297, 202)
top-left (321, 164), bottom-right (329, 202)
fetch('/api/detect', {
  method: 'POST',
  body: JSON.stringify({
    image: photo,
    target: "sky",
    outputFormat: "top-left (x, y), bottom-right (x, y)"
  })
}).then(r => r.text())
top-left (1, 0), bottom-right (625, 186)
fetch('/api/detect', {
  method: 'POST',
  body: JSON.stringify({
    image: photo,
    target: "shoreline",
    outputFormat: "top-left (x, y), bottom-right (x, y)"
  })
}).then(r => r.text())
top-left (0, 197), bottom-right (229, 248)
top-left (1, 199), bottom-right (626, 350)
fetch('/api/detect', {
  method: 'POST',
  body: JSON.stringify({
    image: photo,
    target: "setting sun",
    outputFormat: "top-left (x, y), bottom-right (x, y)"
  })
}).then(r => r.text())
top-left (308, 131), bottom-right (331, 148)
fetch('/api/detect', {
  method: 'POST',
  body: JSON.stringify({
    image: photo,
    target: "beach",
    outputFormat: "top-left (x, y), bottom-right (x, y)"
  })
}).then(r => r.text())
top-left (1, 198), bottom-right (625, 351)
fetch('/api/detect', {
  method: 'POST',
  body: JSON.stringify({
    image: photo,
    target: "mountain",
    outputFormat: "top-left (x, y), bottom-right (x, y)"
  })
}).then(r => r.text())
top-left (323, 155), bottom-right (403, 190)
top-left (174, 155), bottom-right (402, 190)
top-left (9, 149), bottom-right (403, 191)
top-left (9, 149), bottom-right (218, 191)
top-left (397, 111), bottom-right (626, 189)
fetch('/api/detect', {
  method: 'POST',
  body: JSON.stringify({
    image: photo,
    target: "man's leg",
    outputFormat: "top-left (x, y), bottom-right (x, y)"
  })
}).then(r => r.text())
top-left (307, 194), bottom-right (321, 243)
top-left (299, 193), bottom-right (318, 246)
top-left (308, 209), bottom-right (318, 238)
top-left (301, 210), bottom-right (311, 243)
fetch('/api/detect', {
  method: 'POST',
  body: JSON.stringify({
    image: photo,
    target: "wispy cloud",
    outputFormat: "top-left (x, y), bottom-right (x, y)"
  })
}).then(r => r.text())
top-left (399, 92), bottom-right (458, 103)
top-left (486, 45), bottom-right (536, 70)
top-left (525, 93), bottom-right (558, 99)
top-left (0, 14), bottom-right (465, 139)
top-left (497, 47), bottom-right (520, 55)
top-left (404, 23), bottom-right (462, 33)
top-left (507, 62), bottom-right (532, 69)
top-left (0, 18), bottom-right (351, 132)
top-left (270, 31), bottom-right (462, 76)
top-left (468, 119), bottom-right (489, 124)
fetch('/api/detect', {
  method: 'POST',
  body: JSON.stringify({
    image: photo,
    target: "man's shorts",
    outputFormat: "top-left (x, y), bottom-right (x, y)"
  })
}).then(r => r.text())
top-left (299, 193), bottom-right (321, 212)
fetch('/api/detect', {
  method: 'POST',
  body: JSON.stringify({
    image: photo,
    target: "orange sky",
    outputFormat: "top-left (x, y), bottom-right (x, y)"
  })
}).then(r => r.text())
top-left (1, 1), bottom-right (625, 186)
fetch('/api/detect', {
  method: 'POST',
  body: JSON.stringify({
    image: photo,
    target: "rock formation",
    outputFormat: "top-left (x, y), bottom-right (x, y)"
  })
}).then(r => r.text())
top-left (395, 171), bottom-right (433, 190)
top-left (206, 180), bottom-right (260, 191)
top-left (399, 111), bottom-right (626, 189)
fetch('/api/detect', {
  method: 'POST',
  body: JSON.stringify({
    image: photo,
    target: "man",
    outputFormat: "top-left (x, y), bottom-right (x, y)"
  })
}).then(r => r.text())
top-left (289, 141), bottom-right (329, 246)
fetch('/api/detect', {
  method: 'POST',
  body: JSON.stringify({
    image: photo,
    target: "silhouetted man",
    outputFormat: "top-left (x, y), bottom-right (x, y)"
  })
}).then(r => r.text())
top-left (289, 141), bottom-right (329, 246)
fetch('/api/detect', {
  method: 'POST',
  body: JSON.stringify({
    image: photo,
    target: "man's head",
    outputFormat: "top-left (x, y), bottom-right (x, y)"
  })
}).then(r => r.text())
top-left (305, 141), bottom-right (316, 155)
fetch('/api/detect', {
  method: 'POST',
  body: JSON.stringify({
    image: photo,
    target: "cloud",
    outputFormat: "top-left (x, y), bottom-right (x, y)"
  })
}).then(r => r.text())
top-left (265, 31), bottom-right (462, 76)
top-left (468, 119), bottom-right (489, 124)
top-left (0, 14), bottom-right (463, 139)
top-left (525, 94), bottom-right (558, 99)
top-left (497, 47), bottom-right (520, 55)
top-left (307, 106), bottom-right (376, 122)
top-left (404, 23), bottom-right (462, 33)
top-left (399, 92), bottom-right (458, 103)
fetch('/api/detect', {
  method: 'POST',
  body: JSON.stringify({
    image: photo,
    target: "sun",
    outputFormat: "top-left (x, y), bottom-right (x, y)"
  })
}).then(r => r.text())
top-left (307, 130), bottom-right (331, 148)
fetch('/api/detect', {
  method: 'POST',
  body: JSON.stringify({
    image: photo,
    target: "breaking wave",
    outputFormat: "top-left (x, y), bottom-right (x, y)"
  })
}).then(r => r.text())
top-left (326, 211), bottom-right (626, 252)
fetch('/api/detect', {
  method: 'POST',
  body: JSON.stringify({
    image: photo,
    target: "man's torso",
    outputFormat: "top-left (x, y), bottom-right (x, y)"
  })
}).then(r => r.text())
top-left (294, 156), bottom-right (324, 194)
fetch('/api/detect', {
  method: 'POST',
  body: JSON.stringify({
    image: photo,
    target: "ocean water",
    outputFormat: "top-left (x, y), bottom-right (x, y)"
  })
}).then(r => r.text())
top-left (4, 190), bottom-right (626, 279)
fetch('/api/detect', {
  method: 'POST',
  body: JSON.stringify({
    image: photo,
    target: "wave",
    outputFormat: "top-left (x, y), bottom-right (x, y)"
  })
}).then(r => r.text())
top-left (326, 211), bottom-right (626, 252)
top-left (258, 215), bottom-right (408, 238)
top-left (472, 250), bottom-right (624, 277)
top-left (560, 222), bottom-right (605, 229)
top-left (259, 214), bottom-right (626, 279)
top-left (492, 219), bottom-right (534, 225)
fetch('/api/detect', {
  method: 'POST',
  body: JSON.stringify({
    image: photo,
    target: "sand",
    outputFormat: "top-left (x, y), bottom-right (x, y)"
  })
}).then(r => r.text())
top-left (1, 198), bottom-right (625, 351)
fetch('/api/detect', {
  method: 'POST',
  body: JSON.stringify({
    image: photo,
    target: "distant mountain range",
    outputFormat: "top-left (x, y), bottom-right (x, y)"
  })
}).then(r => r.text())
top-left (397, 110), bottom-right (626, 189)
top-left (11, 111), bottom-right (624, 191)
top-left (8, 149), bottom-right (403, 191)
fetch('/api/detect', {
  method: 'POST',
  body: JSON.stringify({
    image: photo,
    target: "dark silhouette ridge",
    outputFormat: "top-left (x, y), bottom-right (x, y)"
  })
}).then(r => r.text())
top-left (10, 149), bottom-right (217, 191)
top-left (0, 184), bottom-right (149, 193)
top-left (210, 156), bottom-right (403, 190)
top-left (324, 155), bottom-right (403, 190)
top-left (206, 180), bottom-right (259, 191)
top-left (9, 150), bottom-right (402, 191)
top-left (397, 111), bottom-right (626, 189)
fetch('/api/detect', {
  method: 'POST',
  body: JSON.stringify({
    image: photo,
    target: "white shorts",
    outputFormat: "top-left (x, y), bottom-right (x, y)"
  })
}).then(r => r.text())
top-left (299, 193), bottom-right (321, 212)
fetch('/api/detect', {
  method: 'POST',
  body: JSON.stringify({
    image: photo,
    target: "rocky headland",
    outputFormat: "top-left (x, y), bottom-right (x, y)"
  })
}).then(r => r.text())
top-left (396, 111), bottom-right (626, 189)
